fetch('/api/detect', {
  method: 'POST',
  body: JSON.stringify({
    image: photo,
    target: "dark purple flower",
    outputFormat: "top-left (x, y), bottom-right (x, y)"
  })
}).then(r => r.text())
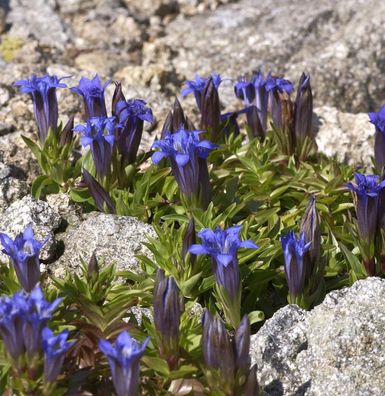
top-left (347, 173), bottom-right (385, 275)
top-left (294, 73), bottom-right (313, 143)
top-left (23, 285), bottom-right (62, 359)
top-left (280, 231), bottom-right (312, 299)
top-left (99, 331), bottom-right (149, 396)
top-left (182, 219), bottom-right (196, 262)
top-left (42, 327), bottom-right (75, 383)
top-left (0, 291), bottom-right (28, 360)
top-left (234, 78), bottom-right (255, 106)
top-left (115, 99), bottom-right (154, 165)
top-left (152, 128), bottom-right (217, 195)
top-left (220, 111), bottom-right (240, 137)
top-left (181, 73), bottom-right (222, 111)
top-left (201, 77), bottom-right (221, 142)
top-left (71, 75), bottom-right (110, 119)
top-left (15, 74), bottom-right (67, 142)
top-left (265, 73), bottom-right (294, 94)
top-left (369, 105), bottom-right (385, 173)
top-left (234, 315), bottom-right (251, 374)
top-left (0, 225), bottom-right (48, 292)
top-left (153, 269), bottom-right (181, 368)
top-left (74, 116), bottom-right (118, 178)
top-left (252, 71), bottom-right (269, 133)
top-left (189, 226), bottom-right (258, 299)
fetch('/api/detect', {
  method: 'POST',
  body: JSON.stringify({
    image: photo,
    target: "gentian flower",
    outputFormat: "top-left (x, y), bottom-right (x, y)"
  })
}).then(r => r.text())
top-left (115, 99), bottom-right (154, 165)
top-left (252, 71), bottom-right (269, 134)
top-left (189, 225), bottom-right (258, 299)
top-left (369, 105), bottom-right (385, 173)
top-left (152, 128), bottom-right (217, 196)
top-left (294, 73), bottom-right (313, 144)
top-left (280, 231), bottom-right (312, 300)
top-left (74, 116), bottom-right (119, 178)
top-left (0, 225), bottom-right (48, 292)
top-left (347, 173), bottom-right (385, 275)
top-left (220, 111), bottom-right (240, 137)
top-left (234, 77), bottom-right (255, 106)
top-left (153, 269), bottom-right (182, 368)
top-left (99, 331), bottom-right (150, 396)
top-left (182, 219), bottom-right (196, 263)
top-left (15, 74), bottom-right (67, 142)
top-left (265, 73), bottom-right (294, 94)
top-left (42, 327), bottom-right (75, 383)
top-left (0, 286), bottom-right (61, 363)
top-left (23, 285), bottom-right (62, 358)
top-left (0, 291), bottom-right (28, 361)
top-left (71, 74), bottom-right (110, 119)
top-left (181, 73), bottom-right (222, 111)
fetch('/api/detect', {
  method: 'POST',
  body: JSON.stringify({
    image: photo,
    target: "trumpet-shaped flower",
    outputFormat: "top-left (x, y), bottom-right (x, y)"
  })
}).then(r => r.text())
top-left (74, 116), bottom-right (119, 178)
top-left (99, 331), bottom-right (149, 396)
top-left (0, 225), bottom-right (48, 292)
top-left (71, 74), bottom-right (110, 119)
top-left (115, 99), bottom-right (154, 164)
top-left (152, 128), bottom-right (217, 195)
top-left (189, 226), bottom-right (258, 298)
top-left (15, 74), bottom-right (67, 142)
top-left (280, 231), bottom-right (312, 298)
top-left (42, 327), bottom-right (75, 383)
top-left (181, 73), bottom-right (222, 111)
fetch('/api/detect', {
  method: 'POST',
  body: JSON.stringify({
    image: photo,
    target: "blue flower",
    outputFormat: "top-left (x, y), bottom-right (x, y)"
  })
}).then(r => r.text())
top-left (280, 231), bottom-right (312, 298)
top-left (347, 173), bottom-right (385, 253)
top-left (71, 74), bottom-right (110, 119)
top-left (23, 286), bottom-right (62, 358)
top-left (0, 225), bottom-right (48, 292)
top-left (42, 327), bottom-right (75, 383)
top-left (0, 291), bottom-right (28, 360)
top-left (74, 116), bottom-right (119, 178)
top-left (189, 226), bottom-right (258, 298)
top-left (234, 77), bottom-right (255, 106)
top-left (152, 128), bottom-right (217, 195)
top-left (0, 286), bottom-right (61, 362)
top-left (115, 99), bottom-right (154, 165)
top-left (252, 71), bottom-right (269, 134)
top-left (99, 331), bottom-right (150, 396)
top-left (369, 105), bottom-right (385, 173)
top-left (181, 73), bottom-right (222, 111)
top-left (15, 74), bottom-right (67, 142)
top-left (265, 73), bottom-right (294, 94)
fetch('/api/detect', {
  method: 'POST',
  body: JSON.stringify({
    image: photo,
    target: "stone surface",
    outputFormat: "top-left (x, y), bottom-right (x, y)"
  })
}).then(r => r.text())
top-left (250, 277), bottom-right (385, 396)
top-left (52, 212), bottom-right (156, 278)
top-left (0, 195), bottom-right (62, 262)
top-left (0, 161), bottom-right (28, 212)
top-left (315, 106), bottom-right (374, 168)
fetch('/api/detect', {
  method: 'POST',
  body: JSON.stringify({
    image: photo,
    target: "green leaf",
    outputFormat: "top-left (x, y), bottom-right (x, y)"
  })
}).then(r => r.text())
top-left (248, 310), bottom-right (265, 324)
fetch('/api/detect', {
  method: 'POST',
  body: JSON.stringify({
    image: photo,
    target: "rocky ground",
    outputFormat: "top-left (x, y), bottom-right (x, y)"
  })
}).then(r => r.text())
top-left (0, 1), bottom-right (384, 395)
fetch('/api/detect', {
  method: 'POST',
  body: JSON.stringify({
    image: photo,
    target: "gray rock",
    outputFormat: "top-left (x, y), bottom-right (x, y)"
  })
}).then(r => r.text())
top-left (315, 106), bottom-right (374, 168)
top-left (0, 195), bottom-right (62, 262)
top-left (7, 0), bottom-right (72, 50)
top-left (52, 212), bottom-right (156, 278)
top-left (251, 278), bottom-right (385, 396)
top-left (0, 161), bottom-right (28, 212)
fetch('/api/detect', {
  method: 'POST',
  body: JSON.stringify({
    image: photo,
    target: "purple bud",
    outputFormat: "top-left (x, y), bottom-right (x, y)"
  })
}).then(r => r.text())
top-left (82, 169), bottom-right (116, 214)
top-left (111, 81), bottom-right (126, 117)
top-left (172, 97), bottom-right (186, 132)
top-left (202, 310), bottom-right (235, 380)
top-left (153, 269), bottom-right (182, 368)
top-left (182, 219), bottom-right (196, 263)
top-left (201, 78), bottom-right (221, 142)
top-left (243, 365), bottom-right (260, 396)
top-left (294, 73), bottom-right (313, 143)
top-left (59, 114), bottom-right (75, 146)
top-left (234, 315), bottom-right (251, 374)
top-left (87, 251), bottom-right (99, 283)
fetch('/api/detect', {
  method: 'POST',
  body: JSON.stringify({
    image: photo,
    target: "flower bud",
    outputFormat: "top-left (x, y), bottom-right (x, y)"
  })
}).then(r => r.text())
top-left (201, 78), bottom-right (221, 142)
top-left (59, 114), bottom-right (75, 147)
top-left (234, 315), bottom-right (251, 374)
top-left (182, 219), bottom-right (196, 264)
top-left (294, 73), bottom-right (313, 144)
